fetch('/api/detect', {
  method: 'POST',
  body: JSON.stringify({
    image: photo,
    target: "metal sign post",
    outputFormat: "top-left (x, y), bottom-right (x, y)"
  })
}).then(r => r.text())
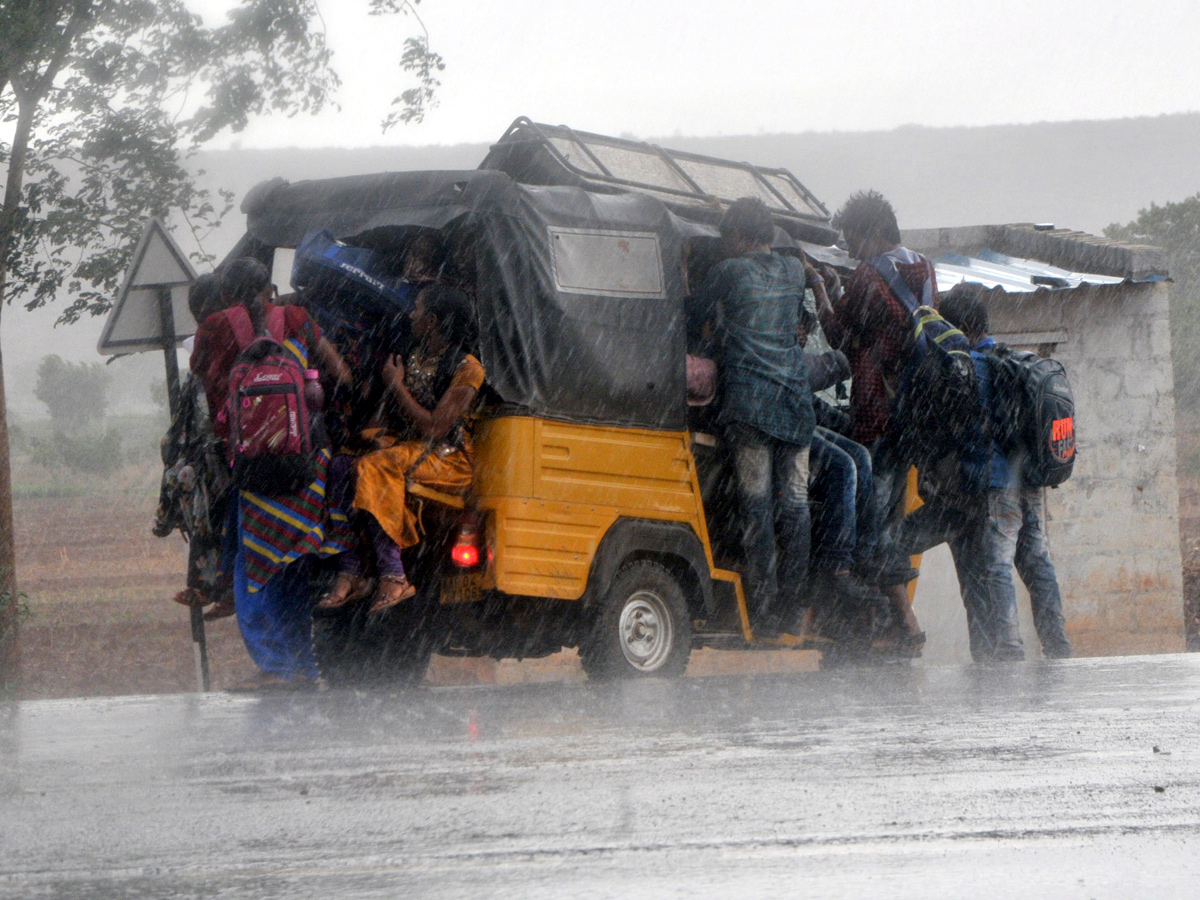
top-left (99, 219), bottom-right (210, 692)
top-left (155, 283), bottom-right (209, 692)
top-left (157, 285), bottom-right (183, 419)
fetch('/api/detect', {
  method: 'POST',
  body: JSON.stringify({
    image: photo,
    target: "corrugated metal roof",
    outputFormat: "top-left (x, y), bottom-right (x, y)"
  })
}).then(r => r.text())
top-left (932, 248), bottom-right (1158, 294)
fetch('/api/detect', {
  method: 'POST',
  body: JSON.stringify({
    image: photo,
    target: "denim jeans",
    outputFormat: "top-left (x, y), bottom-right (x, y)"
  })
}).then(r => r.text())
top-left (728, 423), bottom-right (811, 624)
top-left (809, 427), bottom-right (875, 572)
top-left (897, 498), bottom-right (1024, 661)
top-left (979, 488), bottom-right (1031, 661)
top-left (865, 439), bottom-right (912, 576)
top-left (1014, 486), bottom-right (1071, 657)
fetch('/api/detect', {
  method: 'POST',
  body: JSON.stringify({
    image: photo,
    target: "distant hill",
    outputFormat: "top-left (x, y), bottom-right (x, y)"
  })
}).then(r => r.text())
top-left (663, 114), bottom-right (1200, 234)
top-left (194, 112), bottom-right (1200, 258)
top-left (8, 113), bottom-right (1200, 416)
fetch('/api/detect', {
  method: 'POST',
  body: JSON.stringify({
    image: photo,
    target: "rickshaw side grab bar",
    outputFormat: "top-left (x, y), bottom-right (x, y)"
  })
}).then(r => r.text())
top-left (407, 480), bottom-right (467, 510)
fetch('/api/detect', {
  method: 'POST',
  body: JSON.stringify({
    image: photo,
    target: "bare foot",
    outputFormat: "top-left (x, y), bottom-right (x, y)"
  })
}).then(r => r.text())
top-left (202, 599), bottom-right (236, 621)
top-left (883, 583), bottom-right (921, 635)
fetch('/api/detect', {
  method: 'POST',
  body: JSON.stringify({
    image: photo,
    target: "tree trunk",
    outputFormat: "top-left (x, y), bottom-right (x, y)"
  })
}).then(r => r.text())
top-left (0, 96), bottom-right (38, 690)
top-left (0, 4), bottom-right (115, 689)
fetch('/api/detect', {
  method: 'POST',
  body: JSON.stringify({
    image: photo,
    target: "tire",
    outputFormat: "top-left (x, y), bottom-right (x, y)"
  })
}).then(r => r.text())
top-left (579, 560), bottom-right (692, 679)
top-left (313, 578), bottom-right (439, 688)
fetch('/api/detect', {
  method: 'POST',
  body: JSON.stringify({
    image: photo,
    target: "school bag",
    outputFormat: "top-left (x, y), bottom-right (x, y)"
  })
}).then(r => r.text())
top-left (988, 346), bottom-right (1076, 487)
top-left (224, 305), bottom-right (319, 494)
top-left (872, 257), bottom-right (981, 471)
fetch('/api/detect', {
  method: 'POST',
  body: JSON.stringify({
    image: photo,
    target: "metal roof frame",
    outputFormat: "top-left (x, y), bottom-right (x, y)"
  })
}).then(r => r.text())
top-left (487, 117), bottom-right (831, 227)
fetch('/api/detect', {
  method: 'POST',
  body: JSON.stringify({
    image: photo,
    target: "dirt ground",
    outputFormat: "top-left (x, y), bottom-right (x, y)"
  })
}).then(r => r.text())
top-left (10, 475), bottom-right (816, 699)
top-left (13, 494), bottom-right (260, 697)
top-left (11, 409), bottom-right (1198, 700)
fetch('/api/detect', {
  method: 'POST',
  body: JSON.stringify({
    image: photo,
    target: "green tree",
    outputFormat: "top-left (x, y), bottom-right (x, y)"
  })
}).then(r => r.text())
top-left (1106, 194), bottom-right (1200, 411)
top-left (0, 0), bottom-right (442, 685)
top-left (34, 354), bottom-right (109, 432)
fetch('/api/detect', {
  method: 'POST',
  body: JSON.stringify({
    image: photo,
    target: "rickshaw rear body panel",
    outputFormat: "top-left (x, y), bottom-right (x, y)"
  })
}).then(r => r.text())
top-left (451, 415), bottom-right (718, 607)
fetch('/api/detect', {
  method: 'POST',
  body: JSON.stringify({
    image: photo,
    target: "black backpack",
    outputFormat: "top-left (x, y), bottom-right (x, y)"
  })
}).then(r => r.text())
top-left (873, 258), bottom-right (981, 471)
top-left (987, 345), bottom-right (1076, 487)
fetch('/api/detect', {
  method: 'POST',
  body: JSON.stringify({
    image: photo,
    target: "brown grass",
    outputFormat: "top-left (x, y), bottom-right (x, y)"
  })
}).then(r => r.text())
top-left (12, 403), bottom-right (1196, 699)
top-left (13, 491), bottom-right (261, 697)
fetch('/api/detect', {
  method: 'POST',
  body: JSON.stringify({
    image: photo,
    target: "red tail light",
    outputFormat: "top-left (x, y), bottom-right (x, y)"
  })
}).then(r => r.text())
top-left (451, 542), bottom-right (480, 568)
top-left (451, 511), bottom-right (484, 569)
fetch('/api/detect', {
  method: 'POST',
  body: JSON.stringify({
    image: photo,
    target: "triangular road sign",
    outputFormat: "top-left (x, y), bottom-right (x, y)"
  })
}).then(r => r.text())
top-left (97, 219), bottom-right (200, 355)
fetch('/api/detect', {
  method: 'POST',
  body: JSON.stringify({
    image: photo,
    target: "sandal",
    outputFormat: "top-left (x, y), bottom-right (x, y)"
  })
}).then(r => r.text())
top-left (315, 572), bottom-right (372, 611)
top-left (368, 574), bottom-right (417, 613)
top-left (172, 587), bottom-right (208, 608)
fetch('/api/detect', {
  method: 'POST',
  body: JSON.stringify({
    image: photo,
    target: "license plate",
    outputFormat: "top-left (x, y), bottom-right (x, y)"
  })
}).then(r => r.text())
top-left (441, 571), bottom-right (488, 605)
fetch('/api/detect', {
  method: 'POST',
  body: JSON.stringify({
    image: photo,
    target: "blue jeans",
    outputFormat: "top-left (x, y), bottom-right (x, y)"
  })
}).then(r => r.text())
top-left (229, 503), bottom-right (320, 681)
top-left (897, 498), bottom-right (1024, 661)
top-left (1013, 486), bottom-right (1071, 657)
top-left (728, 424), bottom-right (811, 624)
top-left (865, 439), bottom-right (912, 577)
top-left (978, 488), bottom-right (1032, 661)
top-left (809, 428), bottom-right (875, 572)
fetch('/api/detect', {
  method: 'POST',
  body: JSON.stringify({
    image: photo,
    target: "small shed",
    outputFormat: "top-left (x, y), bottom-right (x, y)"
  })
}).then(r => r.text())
top-left (904, 224), bottom-right (1182, 659)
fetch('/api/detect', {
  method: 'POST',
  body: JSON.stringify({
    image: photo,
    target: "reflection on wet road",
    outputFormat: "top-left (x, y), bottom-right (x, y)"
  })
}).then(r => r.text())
top-left (2, 655), bottom-right (1199, 898)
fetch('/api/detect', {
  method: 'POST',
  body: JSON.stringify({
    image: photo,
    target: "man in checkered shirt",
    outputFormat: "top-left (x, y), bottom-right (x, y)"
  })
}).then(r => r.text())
top-left (814, 190), bottom-right (937, 650)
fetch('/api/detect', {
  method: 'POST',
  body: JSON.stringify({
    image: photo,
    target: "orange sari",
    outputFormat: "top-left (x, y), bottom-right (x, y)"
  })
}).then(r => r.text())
top-left (352, 354), bottom-right (485, 549)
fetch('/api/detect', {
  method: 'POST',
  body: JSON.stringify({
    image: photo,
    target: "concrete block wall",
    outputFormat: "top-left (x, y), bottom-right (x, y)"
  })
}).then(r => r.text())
top-left (902, 226), bottom-right (1186, 657)
top-left (1025, 282), bottom-right (1185, 654)
top-left (907, 276), bottom-right (1185, 658)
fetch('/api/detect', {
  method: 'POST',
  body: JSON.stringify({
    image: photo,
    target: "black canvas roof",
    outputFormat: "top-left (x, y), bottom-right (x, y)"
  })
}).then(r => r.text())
top-left (237, 168), bottom-right (693, 430)
top-left (239, 169), bottom-right (510, 248)
top-left (231, 120), bottom-right (849, 430)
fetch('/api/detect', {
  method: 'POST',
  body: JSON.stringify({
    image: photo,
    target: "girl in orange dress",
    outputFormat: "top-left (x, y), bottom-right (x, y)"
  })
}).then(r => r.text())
top-left (318, 285), bottom-right (484, 613)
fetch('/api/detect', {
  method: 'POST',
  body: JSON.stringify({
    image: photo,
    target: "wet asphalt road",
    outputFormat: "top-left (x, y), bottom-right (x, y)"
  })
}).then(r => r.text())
top-left (2, 655), bottom-right (1199, 899)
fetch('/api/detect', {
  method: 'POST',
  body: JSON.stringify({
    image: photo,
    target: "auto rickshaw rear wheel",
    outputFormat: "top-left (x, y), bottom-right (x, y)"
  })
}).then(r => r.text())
top-left (579, 560), bottom-right (692, 679)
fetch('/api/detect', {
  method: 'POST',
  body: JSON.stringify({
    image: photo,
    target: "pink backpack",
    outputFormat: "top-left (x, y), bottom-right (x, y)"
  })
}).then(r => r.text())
top-left (223, 306), bottom-right (318, 494)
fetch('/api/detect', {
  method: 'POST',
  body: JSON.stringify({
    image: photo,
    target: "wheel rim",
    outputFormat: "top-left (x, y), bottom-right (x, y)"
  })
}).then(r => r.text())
top-left (618, 590), bottom-right (674, 672)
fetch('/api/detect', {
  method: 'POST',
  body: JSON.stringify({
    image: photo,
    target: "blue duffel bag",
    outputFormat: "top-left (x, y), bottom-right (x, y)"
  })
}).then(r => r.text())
top-left (291, 230), bottom-right (416, 339)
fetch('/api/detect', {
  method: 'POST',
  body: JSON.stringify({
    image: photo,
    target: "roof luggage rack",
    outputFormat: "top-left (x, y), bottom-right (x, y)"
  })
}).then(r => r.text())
top-left (481, 118), bottom-right (837, 245)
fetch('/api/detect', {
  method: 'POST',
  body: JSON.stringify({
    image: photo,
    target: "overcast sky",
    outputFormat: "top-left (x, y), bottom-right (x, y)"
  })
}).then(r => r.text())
top-left (195, 0), bottom-right (1200, 149)
top-left (7, 0), bottom-right (1200, 393)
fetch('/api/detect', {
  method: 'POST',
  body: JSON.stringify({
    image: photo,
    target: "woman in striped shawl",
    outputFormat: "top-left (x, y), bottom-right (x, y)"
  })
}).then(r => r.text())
top-left (192, 258), bottom-right (353, 691)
